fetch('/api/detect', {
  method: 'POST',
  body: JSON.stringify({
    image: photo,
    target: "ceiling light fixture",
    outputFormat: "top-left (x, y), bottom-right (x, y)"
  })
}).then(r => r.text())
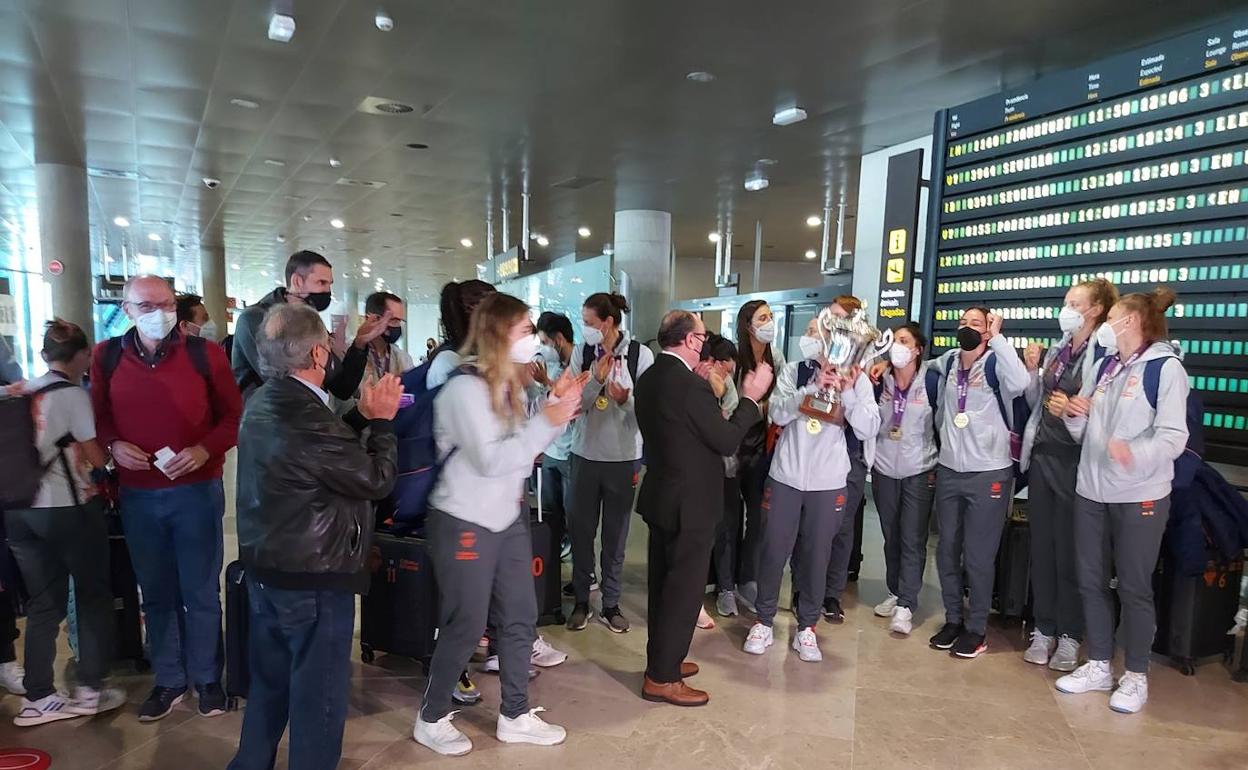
top-left (375, 9), bottom-right (394, 31)
top-left (267, 12), bottom-right (296, 43)
top-left (686, 71), bottom-right (715, 83)
top-left (460, 238), bottom-right (473, 248)
top-left (804, 249), bottom-right (817, 260)
top-left (148, 233), bottom-right (162, 242)
top-left (772, 106), bottom-right (808, 126)
top-left (577, 226), bottom-right (591, 238)
top-left (229, 97), bottom-right (259, 109)
top-left (113, 216), bottom-right (130, 228)
top-left (276, 234), bottom-right (286, 243)
top-left (743, 174), bottom-right (769, 192)
top-left (263, 159), bottom-right (286, 167)
top-left (806, 215), bottom-right (822, 227)
top-left (361, 258), bottom-right (372, 265)
top-left (707, 232), bottom-right (721, 243)
top-left (329, 157), bottom-right (342, 168)
top-left (231, 263), bottom-right (241, 270)
top-left (330, 218), bottom-right (345, 229)
top-left (757, 158), bottom-right (778, 166)
top-left (303, 214), bottom-right (312, 222)
top-left (535, 235), bottom-right (549, 247)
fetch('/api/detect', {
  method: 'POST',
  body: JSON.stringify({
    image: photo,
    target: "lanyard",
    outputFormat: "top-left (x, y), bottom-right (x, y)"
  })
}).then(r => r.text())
top-left (368, 344), bottom-right (391, 379)
top-left (891, 379), bottom-right (911, 429)
top-left (1095, 344), bottom-right (1149, 395)
top-left (954, 349), bottom-right (986, 414)
top-left (1048, 338), bottom-right (1086, 388)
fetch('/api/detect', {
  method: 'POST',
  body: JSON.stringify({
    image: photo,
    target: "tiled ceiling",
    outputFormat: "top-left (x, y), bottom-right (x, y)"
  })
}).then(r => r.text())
top-left (0, 0), bottom-right (1242, 303)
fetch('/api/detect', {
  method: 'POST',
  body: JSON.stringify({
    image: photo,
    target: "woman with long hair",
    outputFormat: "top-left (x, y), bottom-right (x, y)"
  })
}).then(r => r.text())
top-left (723, 299), bottom-right (784, 615)
top-left (1054, 287), bottom-right (1189, 714)
top-left (1019, 278), bottom-right (1119, 672)
top-left (414, 293), bottom-right (587, 756)
top-left (426, 279), bottom-right (496, 388)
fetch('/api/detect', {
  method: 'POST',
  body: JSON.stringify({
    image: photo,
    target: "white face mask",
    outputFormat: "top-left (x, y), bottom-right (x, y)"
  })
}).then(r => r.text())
top-left (752, 320), bottom-right (776, 344)
top-left (1058, 306), bottom-right (1085, 335)
top-left (1095, 319), bottom-right (1121, 354)
top-left (135, 309), bottom-right (177, 340)
top-left (581, 324), bottom-right (603, 346)
top-left (798, 335), bottom-right (823, 361)
top-left (536, 344), bottom-right (559, 364)
top-left (888, 342), bottom-right (915, 368)
top-left (510, 333), bottom-right (542, 364)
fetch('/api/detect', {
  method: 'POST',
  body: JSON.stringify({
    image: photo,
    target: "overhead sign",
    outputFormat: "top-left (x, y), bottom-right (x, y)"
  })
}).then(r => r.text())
top-left (876, 149), bottom-right (924, 324)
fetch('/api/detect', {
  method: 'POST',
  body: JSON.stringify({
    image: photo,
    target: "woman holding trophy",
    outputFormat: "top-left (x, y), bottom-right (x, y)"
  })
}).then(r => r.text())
top-left (742, 310), bottom-right (882, 663)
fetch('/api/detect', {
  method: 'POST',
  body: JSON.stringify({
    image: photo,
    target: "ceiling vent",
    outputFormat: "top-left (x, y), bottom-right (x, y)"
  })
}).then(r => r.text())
top-left (335, 177), bottom-right (388, 189)
top-left (429, 245), bottom-right (456, 254)
top-left (551, 175), bottom-right (604, 190)
top-left (88, 167), bottom-right (141, 181)
top-left (342, 227), bottom-right (373, 235)
top-left (357, 96), bottom-right (416, 115)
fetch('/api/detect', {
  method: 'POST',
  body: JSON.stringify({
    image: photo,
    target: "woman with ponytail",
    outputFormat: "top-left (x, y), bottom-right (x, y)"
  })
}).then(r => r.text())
top-left (426, 279), bottom-right (496, 388)
top-left (1052, 286), bottom-right (1189, 714)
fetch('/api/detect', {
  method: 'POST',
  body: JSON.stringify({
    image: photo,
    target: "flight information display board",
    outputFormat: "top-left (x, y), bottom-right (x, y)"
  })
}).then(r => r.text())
top-left (922, 13), bottom-right (1248, 463)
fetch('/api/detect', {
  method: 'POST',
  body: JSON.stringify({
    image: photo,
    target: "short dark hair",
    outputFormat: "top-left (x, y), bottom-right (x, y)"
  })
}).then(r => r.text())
top-left (284, 250), bottom-right (332, 284)
top-left (43, 319), bottom-right (88, 363)
top-left (176, 294), bottom-right (204, 324)
top-left (705, 333), bottom-right (737, 363)
top-left (365, 291), bottom-right (402, 316)
top-left (657, 310), bottom-right (698, 349)
top-left (536, 311), bottom-right (573, 344)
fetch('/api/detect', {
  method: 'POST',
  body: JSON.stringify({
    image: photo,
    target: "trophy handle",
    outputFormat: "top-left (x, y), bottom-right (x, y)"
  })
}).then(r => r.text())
top-left (864, 329), bottom-right (894, 364)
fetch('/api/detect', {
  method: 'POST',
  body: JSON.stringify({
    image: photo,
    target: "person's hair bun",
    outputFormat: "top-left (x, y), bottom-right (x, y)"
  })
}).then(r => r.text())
top-left (609, 294), bottom-right (630, 314)
top-left (1149, 285), bottom-right (1176, 313)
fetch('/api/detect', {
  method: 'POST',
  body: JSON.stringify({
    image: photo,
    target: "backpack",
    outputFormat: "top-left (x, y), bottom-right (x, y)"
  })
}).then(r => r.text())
top-left (1094, 354), bottom-right (1205, 489)
top-left (939, 351), bottom-right (1031, 490)
top-left (871, 365), bottom-right (943, 447)
top-left (0, 379), bottom-right (80, 510)
top-left (100, 333), bottom-right (213, 385)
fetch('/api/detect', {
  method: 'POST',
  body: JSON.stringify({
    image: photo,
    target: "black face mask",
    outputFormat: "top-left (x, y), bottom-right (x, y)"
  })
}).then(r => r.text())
top-left (956, 326), bottom-right (983, 351)
top-left (321, 347), bottom-right (340, 385)
top-left (382, 327), bottom-right (403, 345)
top-left (304, 291), bottom-right (332, 312)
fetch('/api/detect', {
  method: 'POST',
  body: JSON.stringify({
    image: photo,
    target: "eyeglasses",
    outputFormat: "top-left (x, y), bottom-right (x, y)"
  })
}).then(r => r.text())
top-left (690, 332), bottom-right (708, 343)
top-left (126, 300), bottom-right (176, 314)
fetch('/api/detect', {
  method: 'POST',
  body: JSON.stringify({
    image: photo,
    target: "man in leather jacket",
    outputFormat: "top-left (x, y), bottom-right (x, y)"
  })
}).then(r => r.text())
top-left (229, 303), bottom-right (400, 770)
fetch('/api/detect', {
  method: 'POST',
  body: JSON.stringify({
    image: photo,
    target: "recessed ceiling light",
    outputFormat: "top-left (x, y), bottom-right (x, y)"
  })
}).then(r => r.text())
top-left (276, 234), bottom-right (286, 243)
top-left (231, 263), bottom-right (241, 270)
top-left (148, 233), bottom-right (161, 241)
top-left (268, 12), bottom-right (295, 43)
top-left (329, 157), bottom-right (342, 168)
top-left (577, 226), bottom-right (591, 238)
top-left (113, 216), bottom-right (130, 227)
top-left (743, 174), bottom-right (769, 192)
top-left (806, 215), bottom-right (822, 227)
top-left (229, 97), bottom-right (260, 110)
top-left (361, 258), bottom-right (372, 265)
top-left (263, 159), bottom-right (286, 167)
top-left (773, 106), bottom-right (808, 126)
top-left (330, 218), bottom-right (345, 229)
top-left (405, 142), bottom-right (429, 150)
top-left (375, 10), bottom-right (394, 31)
top-left (303, 215), bottom-right (312, 222)
top-left (757, 158), bottom-right (778, 166)
top-left (535, 235), bottom-right (549, 247)
top-left (460, 238), bottom-right (473, 248)
top-left (686, 71), bottom-right (715, 83)
top-left (804, 249), bottom-right (817, 260)
top-left (707, 232), bottom-right (721, 243)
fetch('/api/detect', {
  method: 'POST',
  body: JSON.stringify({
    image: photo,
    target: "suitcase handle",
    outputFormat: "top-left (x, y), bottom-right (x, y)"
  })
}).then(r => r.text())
top-left (535, 460), bottom-right (543, 524)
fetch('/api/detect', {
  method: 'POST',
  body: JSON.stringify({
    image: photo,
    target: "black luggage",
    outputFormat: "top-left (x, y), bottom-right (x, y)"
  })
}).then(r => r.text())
top-left (106, 512), bottom-right (148, 671)
top-left (360, 532), bottom-right (438, 671)
top-left (532, 470), bottom-right (565, 626)
top-left (993, 502), bottom-right (1031, 619)
top-left (1153, 550), bottom-right (1244, 675)
top-left (224, 560), bottom-right (249, 708)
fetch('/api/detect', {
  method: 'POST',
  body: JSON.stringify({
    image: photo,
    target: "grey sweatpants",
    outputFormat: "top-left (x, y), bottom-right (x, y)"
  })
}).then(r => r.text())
top-left (1028, 451), bottom-right (1084, 639)
top-left (1074, 495), bottom-right (1170, 673)
top-left (788, 454), bottom-right (866, 603)
top-left (756, 480), bottom-right (848, 628)
top-left (871, 470), bottom-right (936, 610)
top-left (934, 466), bottom-right (1013, 635)
top-left (568, 455), bottom-right (635, 608)
top-left (421, 509), bottom-right (537, 722)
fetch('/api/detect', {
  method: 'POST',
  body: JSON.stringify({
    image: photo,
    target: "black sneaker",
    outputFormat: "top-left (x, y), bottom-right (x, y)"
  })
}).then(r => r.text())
top-left (138, 685), bottom-right (187, 722)
top-left (567, 602), bottom-right (593, 631)
top-left (196, 682), bottom-right (227, 718)
top-left (562, 573), bottom-right (598, 597)
top-left (951, 630), bottom-right (988, 659)
top-left (847, 569), bottom-right (860, 583)
top-left (822, 597), bottom-right (844, 623)
top-left (599, 606), bottom-right (630, 633)
top-left (929, 622), bottom-right (963, 650)
top-left (562, 582), bottom-right (576, 597)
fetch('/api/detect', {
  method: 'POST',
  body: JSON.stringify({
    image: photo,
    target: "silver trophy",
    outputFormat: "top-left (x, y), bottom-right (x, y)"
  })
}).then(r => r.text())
top-left (800, 305), bottom-right (894, 422)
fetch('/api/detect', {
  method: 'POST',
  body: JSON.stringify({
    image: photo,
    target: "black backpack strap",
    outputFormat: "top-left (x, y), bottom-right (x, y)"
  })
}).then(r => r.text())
top-left (184, 335), bottom-right (213, 385)
top-left (626, 339), bottom-right (641, 384)
top-left (582, 343), bottom-right (595, 376)
top-left (101, 336), bottom-right (126, 382)
top-left (31, 380), bottom-right (83, 505)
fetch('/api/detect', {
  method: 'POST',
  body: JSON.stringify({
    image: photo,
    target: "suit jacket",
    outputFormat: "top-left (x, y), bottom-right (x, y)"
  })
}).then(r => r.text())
top-left (635, 353), bottom-right (762, 532)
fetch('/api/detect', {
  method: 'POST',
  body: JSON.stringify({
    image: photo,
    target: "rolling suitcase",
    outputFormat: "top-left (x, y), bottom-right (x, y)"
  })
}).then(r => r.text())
top-left (106, 512), bottom-right (148, 671)
top-left (1153, 550), bottom-right (1244, 675)
top-left (531, 470), bottom-right (565, 626)
top-left (360, 531), bottom-right (438, 671)
top-left (223, 560), bottom-right (249, 708)
top-left (993, 502), bottom-right (1031, 620)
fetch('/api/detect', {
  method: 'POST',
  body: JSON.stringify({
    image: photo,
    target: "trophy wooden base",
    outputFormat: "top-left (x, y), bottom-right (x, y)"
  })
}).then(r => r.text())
top-left (799, 393), bottom-right (844, 424)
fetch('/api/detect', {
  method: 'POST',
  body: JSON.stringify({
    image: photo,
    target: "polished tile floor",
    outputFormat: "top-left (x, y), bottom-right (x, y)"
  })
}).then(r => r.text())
top-left (2, 483), bottom-right (1247, 769)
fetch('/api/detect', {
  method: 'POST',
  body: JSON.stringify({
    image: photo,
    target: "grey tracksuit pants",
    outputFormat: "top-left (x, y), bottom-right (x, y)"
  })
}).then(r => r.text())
top-left (871, 470), bottom-right (936, 610)
top-left (756, 480), bottom-right (848, 629)
top-left (421, 509), bottom-right (537, 722)
top-left (1027, 451), bottom-right (1084, 639)
top-left (1074, 495), bottom-right (1170, 673)
top-left (788, 454), bottom-right (866, 603)
top-left (568, 455), bottom-right (634, 608)
top-left (934, 466), bottom-right (1013, 635)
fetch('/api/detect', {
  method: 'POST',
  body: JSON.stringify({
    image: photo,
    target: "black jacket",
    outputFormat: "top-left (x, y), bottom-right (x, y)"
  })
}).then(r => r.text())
top-left (635, 353), bottom-right (761, 531)
top-left (236, 377), bottom-right (397, 593)
top-left (231, 287), bottom-right (368, 401)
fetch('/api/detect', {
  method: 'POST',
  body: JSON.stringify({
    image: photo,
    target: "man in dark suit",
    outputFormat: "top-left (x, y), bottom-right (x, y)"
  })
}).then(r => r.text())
top-left (635, 310), bottom-right (773, 706)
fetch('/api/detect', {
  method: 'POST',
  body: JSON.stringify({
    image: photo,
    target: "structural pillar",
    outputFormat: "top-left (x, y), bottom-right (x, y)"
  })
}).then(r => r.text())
top-left (612, 210), bottom-right (672, 344)
top-left (199, 243), bottom-right (227, 342)
top-left (36, 163), bottom-right (94, 341)
top-left (344, 284), bottom-right (360, 331)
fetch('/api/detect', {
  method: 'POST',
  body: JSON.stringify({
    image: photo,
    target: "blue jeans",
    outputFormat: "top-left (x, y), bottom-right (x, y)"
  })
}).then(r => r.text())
top-left (120, 479), bottom-right (225, 689)
top-left (228, 580), bottom-right (355, 770)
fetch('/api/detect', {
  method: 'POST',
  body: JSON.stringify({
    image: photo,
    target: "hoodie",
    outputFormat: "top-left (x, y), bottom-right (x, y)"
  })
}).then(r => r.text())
top-left (872, 362), bottom-right (940, 480)
top-left (934, 334), bottom-right (1031, 473)
top-left (569, 331), bottom-right (654, 462)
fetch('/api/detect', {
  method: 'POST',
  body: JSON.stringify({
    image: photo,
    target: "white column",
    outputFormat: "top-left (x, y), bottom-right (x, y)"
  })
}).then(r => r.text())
top-left (612, 210), bottom-right (672, 343)
top-left (199, 244), bottom-right (227, 341)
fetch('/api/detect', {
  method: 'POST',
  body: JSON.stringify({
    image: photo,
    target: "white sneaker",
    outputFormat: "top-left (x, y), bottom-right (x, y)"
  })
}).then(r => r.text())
top-left (1023, 629), bottom-right (1056, 666)
top-left (873, 593), bottom-right (898, 618)
top-left (889, 606), bottom-right (913, 635)
top-left (1048, 636), bottom-right (1080, 673)
top-left (1109, 672), bottom-right (1149, 714)
top-left (792, 627), bottom-right (822, 662)
top-left (483, 654), bottom-right (539, 679)
top-left (496, 707), bottom-right (566, 746)
top-left (413, 712), bottom-right (473, 756)
top-left (1055, 660), bottom-right (1114, 695)
top-left (743, 622), bottom-right (773, 655)
top-left (0, 661), bottom-right (25, 695)
top-left (531, 636), bottom-right (568, 668)
top-left (66, 685), bottom-right (127, 716)
top-left (14, 693), bottom-right (81, 727)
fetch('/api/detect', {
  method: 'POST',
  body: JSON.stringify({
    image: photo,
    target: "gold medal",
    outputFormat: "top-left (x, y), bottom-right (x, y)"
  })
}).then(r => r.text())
top-left (953, 412), bottom-right (970, 429)
top-left (595, 395), bottom-right (610, 411)
top-left (888, 426), bottom-right (903, 440)
top-left (806, 417), bottom-right (823, 435)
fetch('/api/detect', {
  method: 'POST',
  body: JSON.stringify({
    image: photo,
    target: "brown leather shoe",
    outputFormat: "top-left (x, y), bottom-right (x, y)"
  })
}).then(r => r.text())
top-left (680, 661), bottom-right (699, 678)
top-left (642, 676), bottom-right (709, 707)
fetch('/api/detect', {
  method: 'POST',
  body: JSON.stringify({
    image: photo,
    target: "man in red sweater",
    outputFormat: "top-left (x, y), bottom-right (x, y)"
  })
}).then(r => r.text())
top-left (91, 275), bottom-right (242, 722)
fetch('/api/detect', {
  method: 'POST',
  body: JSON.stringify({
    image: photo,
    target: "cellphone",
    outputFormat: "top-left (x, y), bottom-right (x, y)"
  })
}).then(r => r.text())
top-left (153, 446), bottom-right (177, 478)
top-left (398, 393), bottom-right (415, 408)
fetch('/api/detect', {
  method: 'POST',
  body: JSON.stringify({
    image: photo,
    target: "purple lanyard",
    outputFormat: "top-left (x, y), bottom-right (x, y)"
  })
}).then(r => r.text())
top-left (955, 366), bottom-right (971, 413)
top-left (891, 381), bottom-right (911, 429)
top-left (1095, 344), bottom-right (1149, 393)
top-left (368, 345), bottom-right (391, 377)
top-left (1049, 339), bottom-right (1085, 387)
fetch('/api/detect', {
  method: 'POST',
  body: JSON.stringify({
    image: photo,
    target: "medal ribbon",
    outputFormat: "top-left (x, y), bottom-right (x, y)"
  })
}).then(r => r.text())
top-left (1094, 343), bottom-right (1150, 394)
top-left (891, 381), bottom-right (911, 430)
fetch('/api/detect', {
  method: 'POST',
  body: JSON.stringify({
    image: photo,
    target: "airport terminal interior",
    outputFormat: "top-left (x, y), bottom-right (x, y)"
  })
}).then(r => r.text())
top-left (1, 1), bottom-right (1248, 768)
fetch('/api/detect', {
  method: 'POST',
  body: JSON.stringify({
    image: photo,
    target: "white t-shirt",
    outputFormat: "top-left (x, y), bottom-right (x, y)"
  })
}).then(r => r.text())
top-left (24, 373), bottom-right (97, 508)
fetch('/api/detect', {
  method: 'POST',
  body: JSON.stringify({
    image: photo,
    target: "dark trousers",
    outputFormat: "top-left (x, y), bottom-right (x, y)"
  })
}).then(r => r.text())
top-left (422, 510), bottom-right (536, 722)
top-left (645, 522), bottom-right (715, 683)
top-left (713, 475), bottom-right (743, 591)
top-left (228, 581), bottom-right (355, 770)
top-left (0, 591), bottom-right (16, 664)
top-left (756, 481), bottom-right (848, 628)
top-left (568, 455), bottom-right (635, 607)
top-left (824, 455), bottom-right (868, 601)
top-left (872, 471), bottom-right (936, 610)
top-left (1075, 495), bottom-right (1170, 673)
top-left (120, 479), bottom-right (225, 689)
top-left (540, 455), bottom-right (571, 552)
top-left (4, 500), bottom-right (114, 700)
top-left (736, 454), bottom-right (769, 587)
top-left (934, 466), bottom-right (1013, 635)
top-left (1028, 451), bottom-right (1084, 639)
